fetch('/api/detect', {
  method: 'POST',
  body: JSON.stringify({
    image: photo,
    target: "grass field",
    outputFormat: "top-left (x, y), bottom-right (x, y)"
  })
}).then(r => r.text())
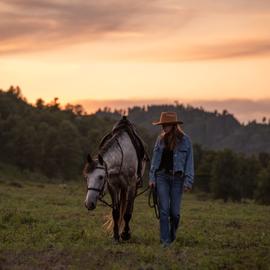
top-left (0, 177), bottom-right (270, 270)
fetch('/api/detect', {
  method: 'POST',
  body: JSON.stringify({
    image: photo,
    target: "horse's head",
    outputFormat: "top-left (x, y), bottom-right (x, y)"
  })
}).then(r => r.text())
top-left (83, 154), bottom-right (106, 210)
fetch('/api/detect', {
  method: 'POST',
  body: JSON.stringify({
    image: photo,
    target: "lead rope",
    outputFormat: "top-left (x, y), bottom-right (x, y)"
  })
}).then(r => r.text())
top-left (135, 185), bottom-right (160, 220)
top-left (98, 161), bottom-right (113, 208)
top-left (97, 145), bottom-right (159, 217)
top-left (98, 185), bottom-right (149, 208)
top-left (135, 185), bottom-right (159, 219)
top-left (148, 186), bottom-right (160, 219)
top-left (97, 184), bottom-right (160, 219)
top-left (135, 185), bottom-right (149, 197)
top-left (98, 196), bottom-right (113, 208)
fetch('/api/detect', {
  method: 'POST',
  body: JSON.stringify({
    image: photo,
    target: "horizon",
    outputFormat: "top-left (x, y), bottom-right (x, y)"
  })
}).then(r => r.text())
top-left (75, 97), bottom-right (270, 124)
top-left (2, 85), bottom-right (269, 124)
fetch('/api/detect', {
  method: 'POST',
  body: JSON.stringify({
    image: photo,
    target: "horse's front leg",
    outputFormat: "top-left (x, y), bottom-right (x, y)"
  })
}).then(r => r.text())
top-left (108, 183), bottom-right (120, 242)
top-left (109, 185), bottom-right (119, 242)
top-left (112, 204), bottom-right (120, 242)
top-left (121, 186), bottom-right (136, 241)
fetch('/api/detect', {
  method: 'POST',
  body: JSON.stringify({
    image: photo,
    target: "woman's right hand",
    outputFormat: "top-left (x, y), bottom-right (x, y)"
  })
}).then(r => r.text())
top-left (149, 180), bottom-right (155, 188)
top-left (184, 186), bottom-right (192, 192)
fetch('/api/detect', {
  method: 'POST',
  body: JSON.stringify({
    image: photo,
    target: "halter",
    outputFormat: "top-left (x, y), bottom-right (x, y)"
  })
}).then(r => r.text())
top-left (85, 134), bottom-right (129, 209)
top-left (86, 165), bottom-right (107, 196)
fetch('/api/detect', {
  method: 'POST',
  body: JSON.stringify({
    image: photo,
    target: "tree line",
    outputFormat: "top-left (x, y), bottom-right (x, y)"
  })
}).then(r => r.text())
top-left (97, 103), bottom-right (270, 155)
top-left (0, 86), bottom-right (269, 204)
top-left (193, 145), bottom-right (270, 205)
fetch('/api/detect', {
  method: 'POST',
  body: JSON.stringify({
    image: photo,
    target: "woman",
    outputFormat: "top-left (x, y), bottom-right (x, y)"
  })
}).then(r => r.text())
top-left (149, 111), bottom-right (194, 247)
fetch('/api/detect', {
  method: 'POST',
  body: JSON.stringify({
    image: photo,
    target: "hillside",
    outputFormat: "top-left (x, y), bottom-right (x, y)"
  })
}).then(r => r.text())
top-left (96, 104), bottom-right (270, 154)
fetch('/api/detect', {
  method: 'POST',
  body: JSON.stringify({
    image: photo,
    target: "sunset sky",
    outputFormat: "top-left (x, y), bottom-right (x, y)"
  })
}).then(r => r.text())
top-left (0, 0), bottom-right (270, 122)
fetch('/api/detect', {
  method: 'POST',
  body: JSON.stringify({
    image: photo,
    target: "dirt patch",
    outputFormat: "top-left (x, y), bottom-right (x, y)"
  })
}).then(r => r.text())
top-left (0, 249), bottom-right (72, 270)
top-left (0, 249), bottom-right (120, 270)
top-left (8, 182), bottom-right (23, 188)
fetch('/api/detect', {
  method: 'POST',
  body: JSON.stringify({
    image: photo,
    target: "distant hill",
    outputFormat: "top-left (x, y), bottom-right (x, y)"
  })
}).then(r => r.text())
top-left (95, 104), bottom-right (270, 154)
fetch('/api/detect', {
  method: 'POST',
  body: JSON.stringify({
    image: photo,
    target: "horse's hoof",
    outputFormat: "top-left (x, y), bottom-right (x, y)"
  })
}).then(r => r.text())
top-left (113, 238), bottom-right (120, 244)
top-left (121, 231), bottom-right (131, 241)
top-left (113, 235), bottom-right (120, 244)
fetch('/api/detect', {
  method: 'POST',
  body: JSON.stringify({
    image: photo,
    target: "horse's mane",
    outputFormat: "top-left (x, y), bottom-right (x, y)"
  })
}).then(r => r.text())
top-left (98, 130), bottom-right (124, 157)
top-left (83, 158), bottom-right (100, 175)
top-left (88, 159), bottom-right (98, 172)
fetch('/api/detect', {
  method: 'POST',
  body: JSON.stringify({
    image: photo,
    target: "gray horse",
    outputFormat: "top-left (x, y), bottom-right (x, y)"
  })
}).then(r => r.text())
top-left (84, 117), bottom-right (148, 241)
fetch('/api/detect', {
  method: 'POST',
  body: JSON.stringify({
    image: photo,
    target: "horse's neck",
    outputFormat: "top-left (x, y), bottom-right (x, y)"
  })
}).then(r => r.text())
top-left (102, 132), bottom-right (136, 175)
top-left (102, 133), bottom-right (125, 173)
top-left (103, 149), bottom-right (121, 173)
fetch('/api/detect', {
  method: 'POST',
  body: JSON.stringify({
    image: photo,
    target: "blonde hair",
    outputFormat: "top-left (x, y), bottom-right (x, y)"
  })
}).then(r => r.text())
top-left (160, 124), bottom-right (184, 150)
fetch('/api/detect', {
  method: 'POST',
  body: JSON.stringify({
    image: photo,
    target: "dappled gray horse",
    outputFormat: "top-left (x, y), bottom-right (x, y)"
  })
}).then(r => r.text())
top-left (83, 117), bottom-right (148, 241)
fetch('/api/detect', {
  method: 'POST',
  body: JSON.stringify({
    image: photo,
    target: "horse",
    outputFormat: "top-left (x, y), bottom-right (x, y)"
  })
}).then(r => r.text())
top-left (83, 116), bottom-right (148, 241)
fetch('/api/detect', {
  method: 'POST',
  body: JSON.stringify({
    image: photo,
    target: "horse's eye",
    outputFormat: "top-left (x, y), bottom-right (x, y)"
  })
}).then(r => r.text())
top-left (99, 176), bottom-right (103, 180)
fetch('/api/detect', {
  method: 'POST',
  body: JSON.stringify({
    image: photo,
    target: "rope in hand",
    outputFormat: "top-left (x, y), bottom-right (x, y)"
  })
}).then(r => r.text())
top-left (148, 186), bottom-right (160, 219)
top-left (135, 185), bottom-right (160, 219)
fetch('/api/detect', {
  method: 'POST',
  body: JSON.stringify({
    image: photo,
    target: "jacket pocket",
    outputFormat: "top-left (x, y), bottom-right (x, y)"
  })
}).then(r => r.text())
top-left (176, 148), bottom-right (188, 158)
top-left (174, 148), bottom-right (188, 171)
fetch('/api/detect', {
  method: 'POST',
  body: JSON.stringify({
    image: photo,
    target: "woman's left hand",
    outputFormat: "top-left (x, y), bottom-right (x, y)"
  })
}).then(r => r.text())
top-left (184, 186), bottom-right (192, 192)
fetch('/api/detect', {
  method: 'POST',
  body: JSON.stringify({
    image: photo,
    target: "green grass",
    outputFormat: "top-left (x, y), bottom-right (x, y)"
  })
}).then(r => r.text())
top-left (0, 178), bottom-right (270, 270)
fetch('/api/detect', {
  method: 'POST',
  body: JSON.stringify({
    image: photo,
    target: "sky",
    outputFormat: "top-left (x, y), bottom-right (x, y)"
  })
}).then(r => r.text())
top-left (0, 0), bottom-right (270, 122)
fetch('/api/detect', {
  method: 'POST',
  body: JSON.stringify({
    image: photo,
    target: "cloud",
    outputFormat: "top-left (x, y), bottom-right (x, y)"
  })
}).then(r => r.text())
top-left (190, 40), bottom-right (270, 60)
top-left (74, 98), bottom-right (270, 123)
top-left (0, 0), bottom-right (270, 61)
top-left (0, 1), bottom-right (140, 52)
top-left (152, 39), bottom-right (270, 61)
top-left (0, 0), bottom-right (194, 55)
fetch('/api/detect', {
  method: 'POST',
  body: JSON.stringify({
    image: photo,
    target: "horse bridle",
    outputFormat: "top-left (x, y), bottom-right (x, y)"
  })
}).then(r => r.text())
top-left (86, 165), bottom-right (107, 197)
top-left (85, 138), bottom-right (124, 208)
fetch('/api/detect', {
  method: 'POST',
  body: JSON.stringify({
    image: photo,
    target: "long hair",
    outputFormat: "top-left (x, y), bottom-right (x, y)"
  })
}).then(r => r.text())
top-left (160, 124), bottom-right (184, 150)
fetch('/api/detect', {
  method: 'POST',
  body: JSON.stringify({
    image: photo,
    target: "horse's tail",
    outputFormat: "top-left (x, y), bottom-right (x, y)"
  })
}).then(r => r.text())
top-left (118, 189), bottom-right (128, 233)
top-left (103, 213), bottom-right (113, 233)
top-left (103, 189), bottom-right (128, 234)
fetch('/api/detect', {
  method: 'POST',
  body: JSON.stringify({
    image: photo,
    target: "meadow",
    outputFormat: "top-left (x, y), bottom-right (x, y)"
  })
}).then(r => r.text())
top-left (0, 177), bottom-right (270, 270)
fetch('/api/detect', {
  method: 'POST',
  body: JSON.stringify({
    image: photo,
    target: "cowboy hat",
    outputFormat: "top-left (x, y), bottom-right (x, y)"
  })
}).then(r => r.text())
top-left (152, 112), bottom-right (183, 126)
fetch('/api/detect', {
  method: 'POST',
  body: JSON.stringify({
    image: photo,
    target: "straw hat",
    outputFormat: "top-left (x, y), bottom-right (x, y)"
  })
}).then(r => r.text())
top-left (152, 112), bottom-right (183, 126)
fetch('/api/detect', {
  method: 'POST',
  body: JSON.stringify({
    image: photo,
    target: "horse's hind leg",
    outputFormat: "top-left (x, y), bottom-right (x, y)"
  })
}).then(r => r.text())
top-left (121, 187), bottom-right (136, 241)
top-left (121, 212), bottom-right (132, 241)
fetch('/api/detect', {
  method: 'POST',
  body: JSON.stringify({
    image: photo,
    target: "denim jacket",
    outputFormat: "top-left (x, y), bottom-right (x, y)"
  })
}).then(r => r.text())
top-left (149, 133), bottom-right (194, 189)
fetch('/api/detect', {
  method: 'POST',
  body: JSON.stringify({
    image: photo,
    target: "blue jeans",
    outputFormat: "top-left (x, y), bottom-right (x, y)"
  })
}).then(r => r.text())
top-left (156, 170), bottom-right (184, 244)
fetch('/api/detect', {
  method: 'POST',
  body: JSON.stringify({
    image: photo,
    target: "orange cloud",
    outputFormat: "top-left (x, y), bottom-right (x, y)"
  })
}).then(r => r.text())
top-left (1, 0), bottom-right (270, 61)
top-left (136, 39), bottom-right (270, 62)
top-left (0, 0), bottom-right (194, 55)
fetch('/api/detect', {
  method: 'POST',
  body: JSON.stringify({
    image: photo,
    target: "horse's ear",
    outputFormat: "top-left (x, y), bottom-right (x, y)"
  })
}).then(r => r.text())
top-left (87, 154), bottom-right (93, 164)
top-left (98, 154), bottom-right (104, 165)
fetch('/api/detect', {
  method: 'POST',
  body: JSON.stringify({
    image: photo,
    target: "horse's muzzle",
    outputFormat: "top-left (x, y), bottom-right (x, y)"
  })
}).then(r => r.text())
top-left (85, 201), bottom-right (96, 210)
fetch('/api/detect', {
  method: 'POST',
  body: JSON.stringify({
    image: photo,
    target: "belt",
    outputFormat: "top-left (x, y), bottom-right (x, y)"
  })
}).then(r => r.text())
top-left (167, 170), bottom-right (183, 176)
top-left (158, 169), bottom-right (183, 177)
